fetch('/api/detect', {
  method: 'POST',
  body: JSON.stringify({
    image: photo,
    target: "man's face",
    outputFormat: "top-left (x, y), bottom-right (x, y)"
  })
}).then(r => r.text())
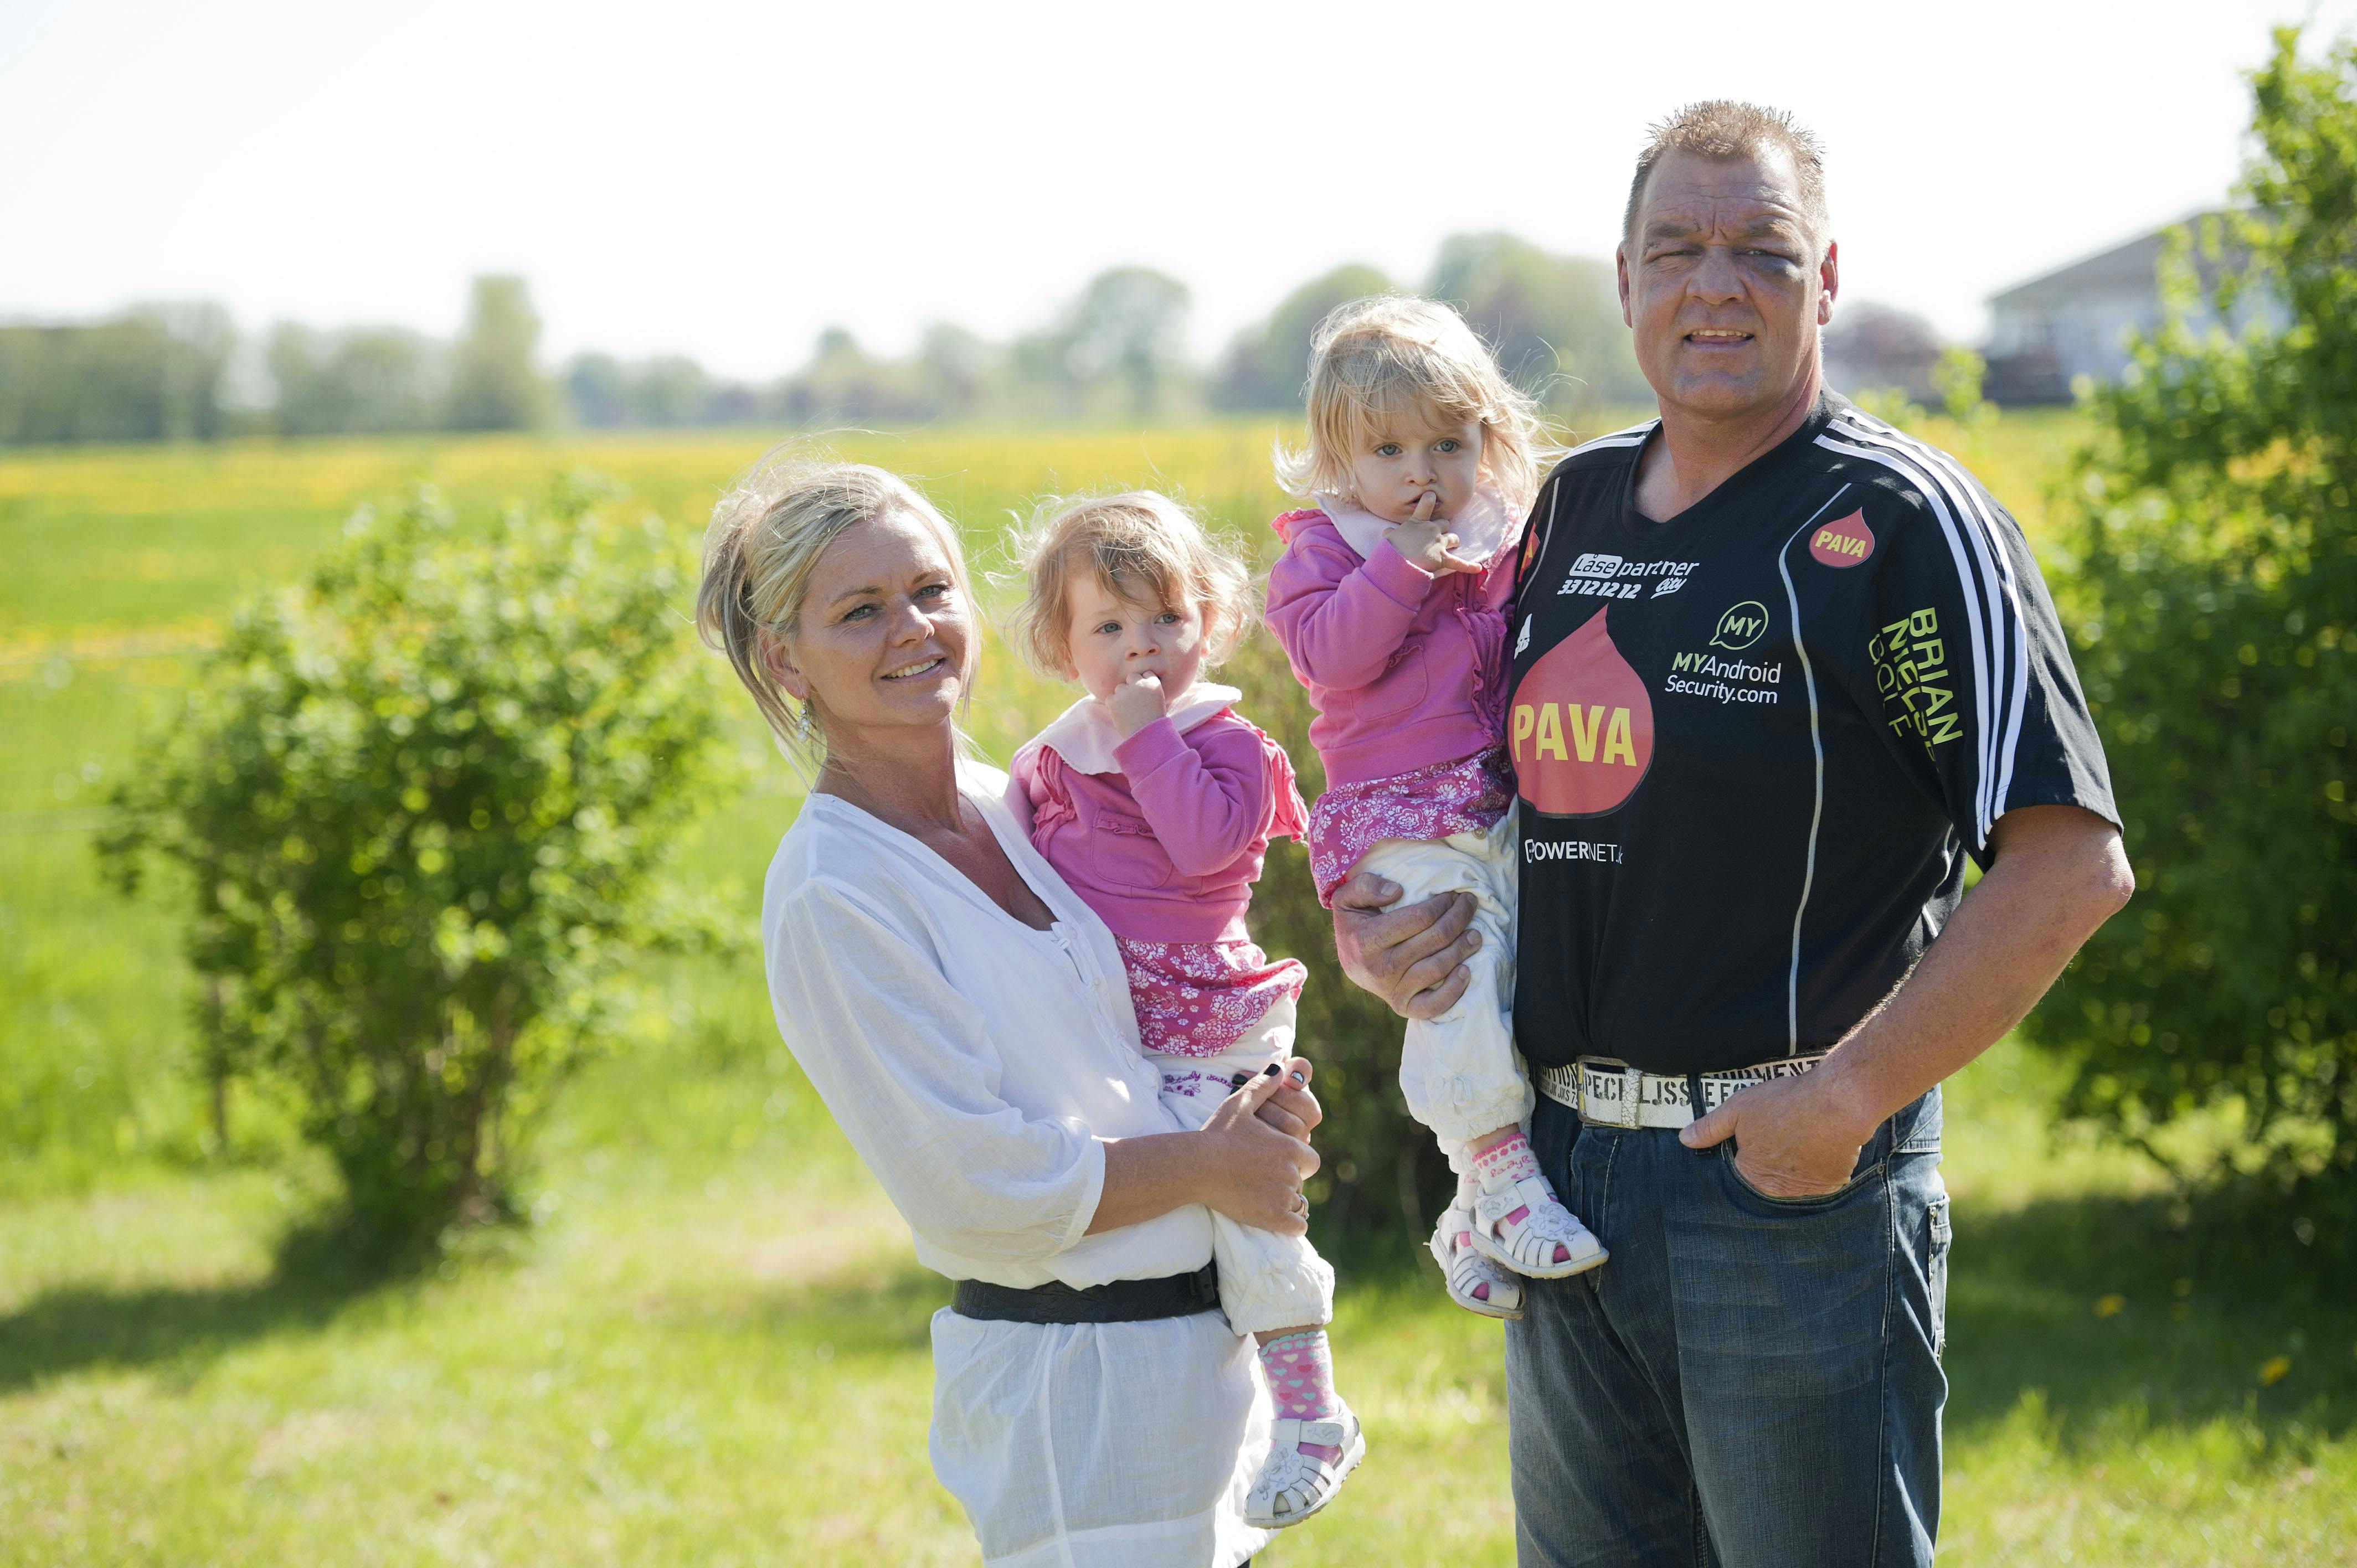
top-left (1617, 147), bottom-right (1836, 421)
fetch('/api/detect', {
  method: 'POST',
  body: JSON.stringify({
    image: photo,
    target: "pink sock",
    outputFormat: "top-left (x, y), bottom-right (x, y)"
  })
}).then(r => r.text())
top-left (1470, 1132), bottom-right (1571, 1265)
top-left (1470, 1132), bottom-right (1539, 1187)
top-left (1259, 1329), bottom-right (1342, 1461)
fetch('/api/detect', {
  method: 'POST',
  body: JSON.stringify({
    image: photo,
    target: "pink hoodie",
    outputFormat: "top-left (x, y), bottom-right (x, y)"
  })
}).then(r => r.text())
top-left (1007, 683), bottom-right (1308, 944)
top-left (1263, 491), bottom-right (1523, 788)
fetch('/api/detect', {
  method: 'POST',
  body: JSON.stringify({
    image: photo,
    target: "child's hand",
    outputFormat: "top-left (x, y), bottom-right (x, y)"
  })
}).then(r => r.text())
top-left (1108, 670), bottom-right (1168, 737)
top-left (1384, 491), bottom-right (1483, 576)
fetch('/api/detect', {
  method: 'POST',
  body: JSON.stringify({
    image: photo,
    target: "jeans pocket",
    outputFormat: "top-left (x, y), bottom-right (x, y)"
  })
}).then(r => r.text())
top-left (1928, 1193), bottom-right (1952, 1358)
top-left (1718, 1142), bottom-right (1872, 1211)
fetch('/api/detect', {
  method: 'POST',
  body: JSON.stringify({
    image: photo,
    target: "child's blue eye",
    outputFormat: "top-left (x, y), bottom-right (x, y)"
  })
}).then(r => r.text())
top-left (1156, 612), bottom-right (1180, 625)
top-left (1436, 439), bottom-right (1459, 453)
top-left (1375, 443), bottom-right (1401, 458)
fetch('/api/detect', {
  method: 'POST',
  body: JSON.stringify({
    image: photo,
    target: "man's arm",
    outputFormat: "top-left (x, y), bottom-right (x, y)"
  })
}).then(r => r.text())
top-left (1680, 804), bottom-right (2134, 1195)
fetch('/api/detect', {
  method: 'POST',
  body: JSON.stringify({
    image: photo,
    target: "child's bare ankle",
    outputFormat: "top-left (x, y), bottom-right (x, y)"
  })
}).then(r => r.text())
top-left (1463, 1125), bottom-right (1521, 1158)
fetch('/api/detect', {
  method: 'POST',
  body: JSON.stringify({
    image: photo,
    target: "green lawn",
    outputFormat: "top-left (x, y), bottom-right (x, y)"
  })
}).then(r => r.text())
top-left (2, 419), bottom-right (2351, 1565)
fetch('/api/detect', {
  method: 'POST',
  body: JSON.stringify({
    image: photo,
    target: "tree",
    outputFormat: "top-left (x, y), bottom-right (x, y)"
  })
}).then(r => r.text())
top-left (100, 477), bottom-right (732, 1242)
top-left (444, 275), bottom-right (548, 432)
top-left (1017, 266), bottom-right (1193, 418)
top-left (1822, 301), bottom-right (1944, 406)
top-left (2027, 28), bottom-right (2357, 1190)
top-left (269, 323), bottom-right (444, 436)
top-left (1214, 264), bottom-right (1396, 410)
top-left (0, 305), bottom-right (234, 445)
top-left (1425, 233), bottom-right (1649, 410)
top-left (774, 327), bottom-right (932, 426)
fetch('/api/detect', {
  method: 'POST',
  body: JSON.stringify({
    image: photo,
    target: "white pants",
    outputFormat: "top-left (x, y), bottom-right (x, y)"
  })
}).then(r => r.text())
top-left (1147, 993), bottom-right (1336, 1337)
top-left (1358, 807), bottom-right (1534, 1167)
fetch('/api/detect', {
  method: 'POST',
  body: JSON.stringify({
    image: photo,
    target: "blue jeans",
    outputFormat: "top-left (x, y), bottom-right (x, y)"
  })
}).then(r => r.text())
top-left (1505, 1087), bottom-right (1951, 1568)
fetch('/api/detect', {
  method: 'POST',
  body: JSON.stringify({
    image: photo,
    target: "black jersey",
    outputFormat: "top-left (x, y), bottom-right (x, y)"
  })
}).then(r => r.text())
top-left (1507, 393), bottom-right (2117, 1076)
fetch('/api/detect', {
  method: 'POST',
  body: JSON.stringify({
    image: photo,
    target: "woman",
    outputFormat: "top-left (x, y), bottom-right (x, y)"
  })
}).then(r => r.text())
top-left (696, 458), bottom-right (1324, 1567)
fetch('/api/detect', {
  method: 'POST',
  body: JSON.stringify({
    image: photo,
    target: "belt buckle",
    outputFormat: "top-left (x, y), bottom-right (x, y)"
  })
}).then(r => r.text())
top-left (1581, 1061), bottom-right (1644, 1129)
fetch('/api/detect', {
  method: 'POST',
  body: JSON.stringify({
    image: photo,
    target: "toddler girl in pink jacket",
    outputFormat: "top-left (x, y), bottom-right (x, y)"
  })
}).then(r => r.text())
top-left (1265, 296), bottom-right (1608, 1320)
top-left (1007, 491), bottom-right (1362, 1531)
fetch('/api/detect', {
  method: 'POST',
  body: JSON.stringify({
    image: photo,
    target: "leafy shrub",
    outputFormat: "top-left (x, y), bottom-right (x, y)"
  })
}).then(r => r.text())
top-left (1227, 632), bottom-right (1457, 1242)
top-left (2027, 29), bottom-right (2356, 1188)
top-left (101, 476), bottom-right (731, 1242)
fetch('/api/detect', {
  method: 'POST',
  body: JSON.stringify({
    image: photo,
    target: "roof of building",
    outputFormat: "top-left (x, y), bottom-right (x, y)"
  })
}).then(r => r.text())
top-left (1989, 210), bottom-right (2225, 310)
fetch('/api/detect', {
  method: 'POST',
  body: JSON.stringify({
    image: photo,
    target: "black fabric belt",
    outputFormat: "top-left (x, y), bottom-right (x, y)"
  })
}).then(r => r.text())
top-left (950, 1262), bottom-right (1220, 1325)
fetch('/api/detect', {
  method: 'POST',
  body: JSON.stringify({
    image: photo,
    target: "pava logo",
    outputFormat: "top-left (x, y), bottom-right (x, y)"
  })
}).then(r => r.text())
top-left (1510, 607), bottom-right (1653, 817)
top-left (1809, 509), bottom-right (1875, 568)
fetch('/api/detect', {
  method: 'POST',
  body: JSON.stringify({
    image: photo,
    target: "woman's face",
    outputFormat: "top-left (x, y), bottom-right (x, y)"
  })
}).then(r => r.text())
top-left (765, 508), bottom-right (971, 746)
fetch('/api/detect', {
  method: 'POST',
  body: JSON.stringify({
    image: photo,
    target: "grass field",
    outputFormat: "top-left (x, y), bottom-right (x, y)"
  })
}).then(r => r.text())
top-left (3, 416), bottom-right (2353, 1565)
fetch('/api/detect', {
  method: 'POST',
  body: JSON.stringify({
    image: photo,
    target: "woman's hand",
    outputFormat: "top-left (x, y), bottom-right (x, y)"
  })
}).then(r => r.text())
top-left (1249, 1056), bottom-right (1321, 1141)
top-left (1197, 1067), bottom-right (1321, 1235)
top-left (1383, 491), bottom-right (1483, 576)
top-left (1331, 871), bottom-right (1480, 1019)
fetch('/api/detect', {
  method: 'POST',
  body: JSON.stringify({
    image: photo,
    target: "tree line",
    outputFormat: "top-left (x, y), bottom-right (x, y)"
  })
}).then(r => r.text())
top-left (1, 233), bottom-right (1673, 445)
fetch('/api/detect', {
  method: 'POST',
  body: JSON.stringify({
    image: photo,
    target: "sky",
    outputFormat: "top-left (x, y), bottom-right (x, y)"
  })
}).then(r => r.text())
top-left (6, 0), bottom-right (2356, 380)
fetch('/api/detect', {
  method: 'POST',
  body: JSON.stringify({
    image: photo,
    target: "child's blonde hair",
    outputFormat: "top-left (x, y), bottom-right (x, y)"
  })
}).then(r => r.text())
top-left (1008, 491), bottom-right (1254, 678)
top-left (696, 452), bottom-right (976, 770)
top-left (1274, 295), bottom-right (1554, 515)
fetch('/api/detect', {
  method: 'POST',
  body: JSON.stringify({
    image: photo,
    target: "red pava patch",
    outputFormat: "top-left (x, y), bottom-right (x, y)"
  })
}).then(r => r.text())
top-left (1808, 509), bottom-right (1875, 568)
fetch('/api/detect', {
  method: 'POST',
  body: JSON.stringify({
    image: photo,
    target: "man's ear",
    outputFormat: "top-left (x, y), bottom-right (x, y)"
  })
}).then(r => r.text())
top-left (1818, 239), bottom-right (1840, 327)
top-left (758, 626), bottom-right (807, 702)
top-left (1616, 242), bottom-right (1634, 329)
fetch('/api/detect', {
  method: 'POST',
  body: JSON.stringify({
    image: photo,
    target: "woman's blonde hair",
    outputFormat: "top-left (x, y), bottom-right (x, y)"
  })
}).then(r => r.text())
top-left (1006, 491), bottom-right (1254, 678)
top-left (695, 452), bottom-right (976, 770)
top-left (1274, 295), bottom-right (1555, 515)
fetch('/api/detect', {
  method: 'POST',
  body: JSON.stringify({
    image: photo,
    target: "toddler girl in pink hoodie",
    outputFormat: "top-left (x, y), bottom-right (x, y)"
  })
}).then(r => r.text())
top-left (1265, 297), bottom-right (1608, 1320)
top-left (1007, 491), bottom-right (1362, 1531)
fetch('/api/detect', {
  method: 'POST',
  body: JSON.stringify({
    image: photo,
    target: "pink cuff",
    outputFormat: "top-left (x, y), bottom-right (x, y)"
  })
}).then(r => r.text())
top-left (1361, 538), bottom-right (1438, 610)
top-left (1110, 716), bottom-right (1190, 778)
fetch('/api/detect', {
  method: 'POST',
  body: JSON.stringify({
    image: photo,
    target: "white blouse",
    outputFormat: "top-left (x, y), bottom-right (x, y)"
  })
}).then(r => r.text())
top-left (762, 761), bottom-right (1272, 1567)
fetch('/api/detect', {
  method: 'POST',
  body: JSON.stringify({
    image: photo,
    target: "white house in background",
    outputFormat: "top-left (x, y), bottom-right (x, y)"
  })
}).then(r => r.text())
top-left (1981, 210), bottom-right (2276, 405)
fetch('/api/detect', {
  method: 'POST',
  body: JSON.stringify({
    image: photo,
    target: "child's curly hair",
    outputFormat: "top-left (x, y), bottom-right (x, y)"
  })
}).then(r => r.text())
top-left (1274, 295), bottom-right (1556, 515)
top-left (1008, 491), bottom-right (1255, 678)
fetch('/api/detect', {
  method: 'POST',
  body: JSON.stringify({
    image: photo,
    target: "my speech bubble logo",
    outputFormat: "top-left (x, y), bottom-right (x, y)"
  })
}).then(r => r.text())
top-left (1709, 600), bottom-right (1770, 651)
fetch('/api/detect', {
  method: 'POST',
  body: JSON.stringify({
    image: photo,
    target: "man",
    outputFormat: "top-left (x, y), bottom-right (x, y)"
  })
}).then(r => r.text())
top-left (1332, 102), bottom-right (2132, 1566)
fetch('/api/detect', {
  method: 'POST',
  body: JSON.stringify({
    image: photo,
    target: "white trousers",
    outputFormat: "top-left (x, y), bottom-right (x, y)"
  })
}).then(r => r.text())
top-left (1358, 806), bottom-right (1535, 1167)
top-left (1147, 993), bottom-right (1336, 1337)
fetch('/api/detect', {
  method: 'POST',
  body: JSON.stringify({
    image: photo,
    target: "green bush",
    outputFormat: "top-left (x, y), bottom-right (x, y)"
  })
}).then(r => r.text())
top-left (100, 476), bottom-right (731, 1242)
top-left (2027, 28), bottom-right (2356, 1188)
top-left (1227, 633), bottom-right (1457, 1243)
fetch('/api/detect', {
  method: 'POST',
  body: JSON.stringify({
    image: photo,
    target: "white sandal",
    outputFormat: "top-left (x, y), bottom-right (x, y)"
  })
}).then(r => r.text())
top-left (1468, 1172), bottom-right (1608, 1280)
top-left (1244, 1401), bottom-right (1366, 1530)
top-left (1430, 1196), bottom-right (1523, 1319)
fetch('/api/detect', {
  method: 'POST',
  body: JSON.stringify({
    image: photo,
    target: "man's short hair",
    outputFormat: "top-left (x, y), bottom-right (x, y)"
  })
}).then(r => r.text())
top-left (1623, 101), bottom-right (1829, 252)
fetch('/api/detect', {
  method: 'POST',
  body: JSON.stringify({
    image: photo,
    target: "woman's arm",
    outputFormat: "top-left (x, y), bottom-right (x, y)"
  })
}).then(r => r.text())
top-left (771, 881), bottom-right (1323, 1258)
top-left (1089, 1066), bottom-right (1321, 1235)
top-left (770, 882), bottom-right (1118, 1264)
top-left (1265, 533), bottom-right (1432, 692)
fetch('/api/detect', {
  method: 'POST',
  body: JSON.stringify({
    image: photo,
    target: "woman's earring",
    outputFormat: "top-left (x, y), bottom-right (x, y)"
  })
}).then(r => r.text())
top-left (797, 702), bottom-right (817, 740)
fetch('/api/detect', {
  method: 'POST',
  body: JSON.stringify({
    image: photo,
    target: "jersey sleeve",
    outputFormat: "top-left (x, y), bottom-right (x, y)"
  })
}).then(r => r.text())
top-left (1843, 468), bottom-right (2118, 864)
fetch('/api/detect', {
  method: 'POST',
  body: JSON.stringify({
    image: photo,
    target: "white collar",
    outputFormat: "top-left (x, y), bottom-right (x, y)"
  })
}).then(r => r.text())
top-left (1311, 483), bottom-right (1521, 570)
top-left (1018, 682), bottom-right (1243, 776)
